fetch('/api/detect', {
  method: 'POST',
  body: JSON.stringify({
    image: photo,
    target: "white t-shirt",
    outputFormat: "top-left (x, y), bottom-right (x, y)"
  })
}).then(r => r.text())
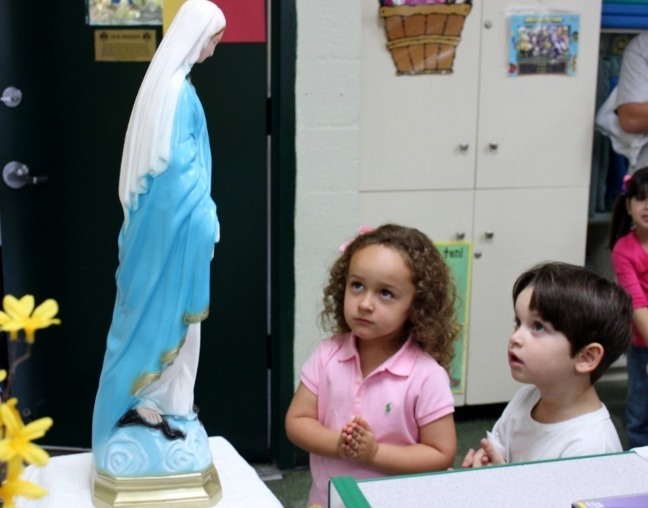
top-left (488, 385), bottom-right (622, 463)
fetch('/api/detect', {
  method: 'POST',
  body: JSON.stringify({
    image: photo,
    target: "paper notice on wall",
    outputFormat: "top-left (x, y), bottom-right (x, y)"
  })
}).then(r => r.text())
top-left (436, 241), bottom-right (472, 395)
top-left (94, 30), bottom-right (157, 62)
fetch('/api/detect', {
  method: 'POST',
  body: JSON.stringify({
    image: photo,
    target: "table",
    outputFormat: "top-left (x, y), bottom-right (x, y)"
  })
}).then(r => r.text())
top-left (330, 447), bottom-right (648, 508)
top-left (16, 436), bottom-right (282, 508)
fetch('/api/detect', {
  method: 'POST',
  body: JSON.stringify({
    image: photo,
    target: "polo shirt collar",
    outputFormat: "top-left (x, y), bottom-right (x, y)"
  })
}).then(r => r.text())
top-left (339, 333), bottom-right (419, 377)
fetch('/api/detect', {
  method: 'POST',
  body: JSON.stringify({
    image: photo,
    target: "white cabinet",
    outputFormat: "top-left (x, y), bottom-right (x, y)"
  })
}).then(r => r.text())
top-left (359, 0), bottom-right (601, 405)
top-left (360, 0), bottom-right (481, 191)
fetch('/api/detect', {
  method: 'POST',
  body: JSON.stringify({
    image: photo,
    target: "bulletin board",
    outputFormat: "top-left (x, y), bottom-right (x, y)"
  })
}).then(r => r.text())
top-left (163, 0), bottom-right (266, 41)
top-left (87, 0), bottom-right (267, 43)
top-left (87, 0), bottom-right (162, 26)
top-left (436, 241), bottom-right (472, 395)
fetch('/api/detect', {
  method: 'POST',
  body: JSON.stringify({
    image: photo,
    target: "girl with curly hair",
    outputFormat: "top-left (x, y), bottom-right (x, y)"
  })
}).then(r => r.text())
top-left (286, 224), bottom-right (459, 508)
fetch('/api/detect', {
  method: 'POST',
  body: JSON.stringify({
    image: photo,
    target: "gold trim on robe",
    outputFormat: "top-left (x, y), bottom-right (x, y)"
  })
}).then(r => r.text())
top-left (131, 335), bottom-right (188, 394)
top-left (183, 307), bottom-right (209, 325)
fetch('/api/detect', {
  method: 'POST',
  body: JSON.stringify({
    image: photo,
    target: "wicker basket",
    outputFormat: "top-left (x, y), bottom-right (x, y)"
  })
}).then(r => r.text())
top-left (379, 4), bottom-right (472, 75)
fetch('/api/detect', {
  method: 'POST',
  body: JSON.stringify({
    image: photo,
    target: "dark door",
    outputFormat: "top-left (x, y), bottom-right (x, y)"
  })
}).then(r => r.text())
top-left (0, 1), bottom-right (271, 461)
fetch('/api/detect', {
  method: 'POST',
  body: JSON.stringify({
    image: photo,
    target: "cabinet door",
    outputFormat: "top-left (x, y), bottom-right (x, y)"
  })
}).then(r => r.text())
top-left (359, 190), bottom-right (473, 407)
top-left (359, 190), bottom-right (473, 243)
top-left (476, 0), bottom-right (602, 189)
top-left (465, 186), bottom-right (589, 404)
top-left (358, 1), bottom-right (483, 191)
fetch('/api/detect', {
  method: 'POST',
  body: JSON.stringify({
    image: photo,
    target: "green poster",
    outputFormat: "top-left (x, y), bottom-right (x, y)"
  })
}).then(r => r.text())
top-left (436, 241), bottom-right (472, 394)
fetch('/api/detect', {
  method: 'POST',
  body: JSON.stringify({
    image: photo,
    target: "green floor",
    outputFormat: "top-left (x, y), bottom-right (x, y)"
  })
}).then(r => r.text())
top-left (264, 380), bottom-right (628, 508)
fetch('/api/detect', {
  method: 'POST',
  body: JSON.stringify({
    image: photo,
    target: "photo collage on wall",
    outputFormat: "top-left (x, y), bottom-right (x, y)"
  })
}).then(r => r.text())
top-left (508, 11), bottom-right (581, 77)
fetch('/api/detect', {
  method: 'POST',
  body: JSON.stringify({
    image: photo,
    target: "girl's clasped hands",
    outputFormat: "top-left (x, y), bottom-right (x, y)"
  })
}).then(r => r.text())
top-left (339, 416), bottom-right (378, 464)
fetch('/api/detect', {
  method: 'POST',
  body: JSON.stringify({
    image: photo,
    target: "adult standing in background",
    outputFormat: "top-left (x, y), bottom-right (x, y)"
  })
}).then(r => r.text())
top-left (616, 32), bottom-right (648, 172)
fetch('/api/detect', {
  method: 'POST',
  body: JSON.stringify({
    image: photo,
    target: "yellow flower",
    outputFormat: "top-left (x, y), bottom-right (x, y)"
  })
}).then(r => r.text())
top-left (0, 296), bottom-right (33, 342)
top-left (0, 457), bottom-right (47, 508)
top-left (0, 370), bottom-right (6, 382)
top-left (0, 295), bottom-right (61, 344)
top-left (0, 305), bottom-right (19, 341)
top-left (0, 403), bottom-right (52, 466)
top-left (0, 398), bottom-right (20, 433)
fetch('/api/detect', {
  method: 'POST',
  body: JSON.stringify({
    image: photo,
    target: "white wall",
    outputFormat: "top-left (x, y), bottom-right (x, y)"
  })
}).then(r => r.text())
top-left (293, 1), bottom-right (362, 385)
top-left (292, 2), bottom-right (602, 394)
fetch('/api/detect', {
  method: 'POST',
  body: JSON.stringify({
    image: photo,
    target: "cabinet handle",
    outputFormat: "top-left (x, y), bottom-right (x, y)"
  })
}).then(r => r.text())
top-left (474, 251), bottom-right (482, 259)
top-left (484, 20), bottom-right (493, 29)
top-left (459, 142), bottom-right (469, 152)
top-left (456, 232), bottom-right (465, 240)
top-left (488, 142), bottom-right (498, 151)
top-left (485, 230), bottom-right (494, 240)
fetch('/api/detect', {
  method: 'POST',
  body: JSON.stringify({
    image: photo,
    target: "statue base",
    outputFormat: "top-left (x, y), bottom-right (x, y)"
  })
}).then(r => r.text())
top-left (93, 463), bottom-right (222, 507)
top-left (93, 414), bottom-right (221, 506)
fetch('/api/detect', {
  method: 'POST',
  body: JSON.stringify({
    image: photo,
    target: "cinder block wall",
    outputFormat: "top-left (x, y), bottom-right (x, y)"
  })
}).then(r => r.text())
top-left (293, 2), bottom-right (362, 384)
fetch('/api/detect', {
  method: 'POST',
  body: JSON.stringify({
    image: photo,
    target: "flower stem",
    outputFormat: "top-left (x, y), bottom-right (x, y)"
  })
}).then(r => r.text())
top-left (4, 341), bottom-right (32, 402)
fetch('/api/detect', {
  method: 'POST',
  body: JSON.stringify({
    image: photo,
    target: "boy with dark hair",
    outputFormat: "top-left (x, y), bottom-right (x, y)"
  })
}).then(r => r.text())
top-left (463, 262), bottom-right (632, 467)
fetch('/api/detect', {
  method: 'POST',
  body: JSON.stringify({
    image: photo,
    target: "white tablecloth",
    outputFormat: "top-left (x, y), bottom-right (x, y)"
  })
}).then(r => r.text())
top-left (16, 436), bottom-right (282, 508)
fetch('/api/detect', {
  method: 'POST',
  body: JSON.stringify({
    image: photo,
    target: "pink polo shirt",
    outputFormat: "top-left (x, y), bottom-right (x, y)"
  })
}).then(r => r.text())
top-left (300, 333), bottom-right (454, 507)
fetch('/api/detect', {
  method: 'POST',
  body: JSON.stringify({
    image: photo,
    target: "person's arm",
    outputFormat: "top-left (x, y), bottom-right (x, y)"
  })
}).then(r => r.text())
top-left (612, 247), bottom-right (648, 346)
top-left (616, 35), bottom-right (648, 134)
top-left (618, 102), bottom-right (648, 134)
top-left (285, 382), bottom-right (344, 459)
top-left (632, 308), bottom-right (648, 347)
top-left (344, 414), bottom-right (456, 475)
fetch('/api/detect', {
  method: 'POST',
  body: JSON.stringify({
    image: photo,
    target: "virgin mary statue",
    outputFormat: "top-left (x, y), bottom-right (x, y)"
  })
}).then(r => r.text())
top-left (92, 0), bottom-right (226, 480)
